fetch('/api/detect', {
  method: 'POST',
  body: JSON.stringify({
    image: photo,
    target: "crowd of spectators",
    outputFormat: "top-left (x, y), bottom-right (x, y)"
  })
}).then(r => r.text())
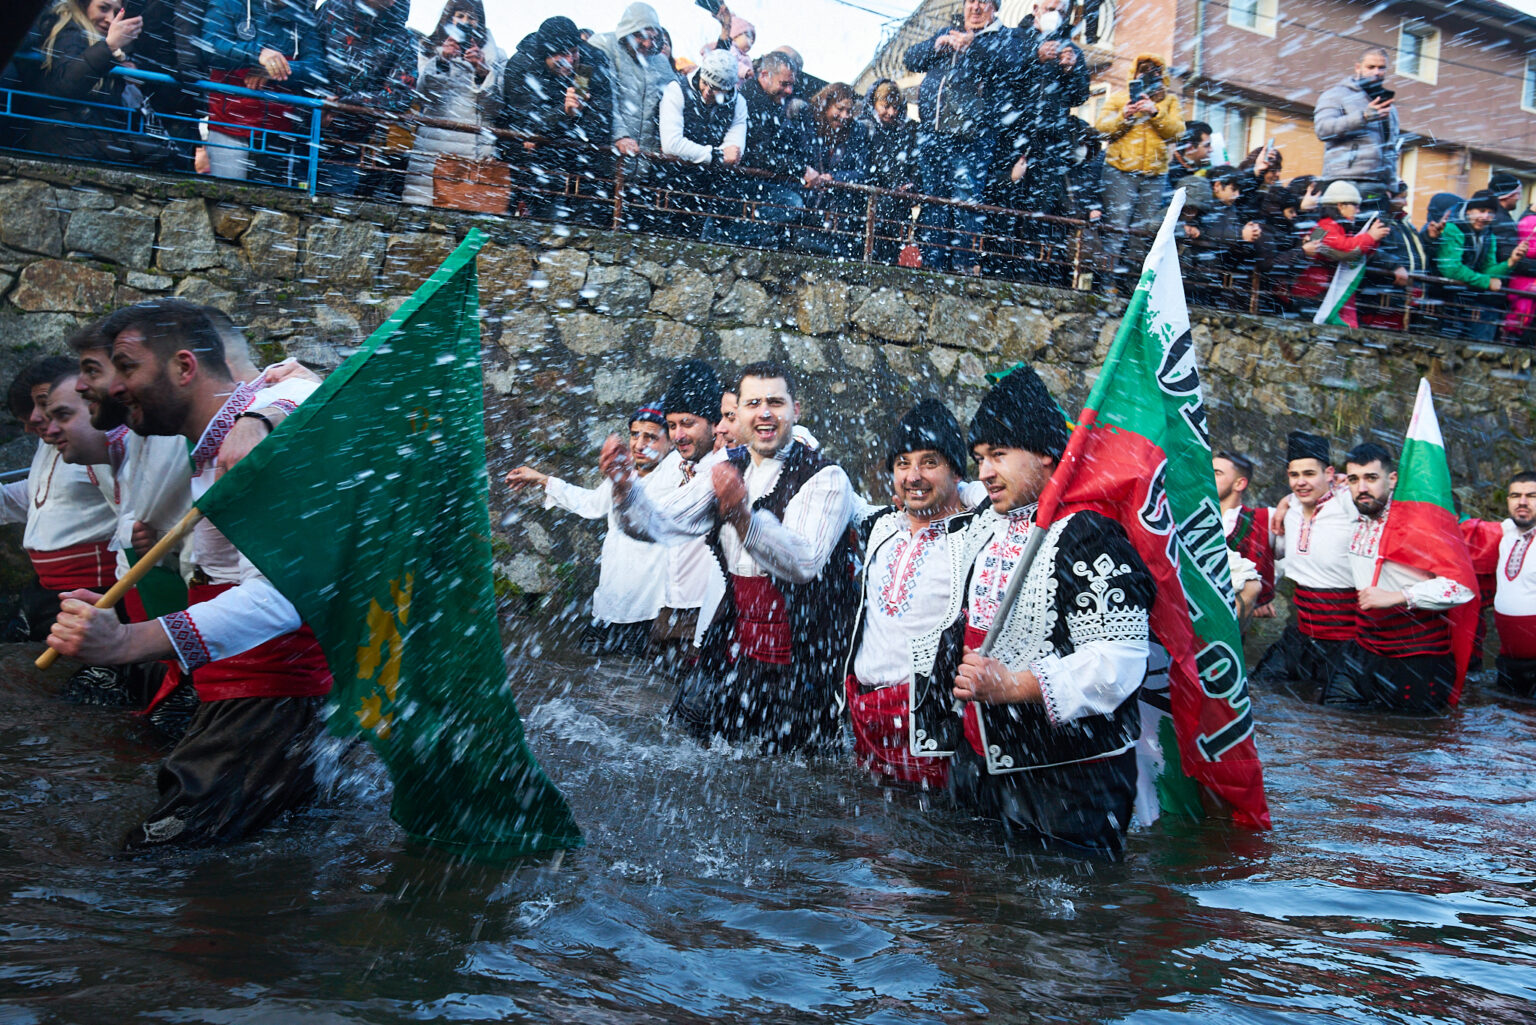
top-left (3, 0), bottom-right (1536, 344)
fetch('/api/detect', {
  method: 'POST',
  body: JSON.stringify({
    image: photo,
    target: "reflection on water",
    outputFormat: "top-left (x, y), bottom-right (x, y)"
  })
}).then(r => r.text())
top-left (1, 632), bottom-right (1534, 1024)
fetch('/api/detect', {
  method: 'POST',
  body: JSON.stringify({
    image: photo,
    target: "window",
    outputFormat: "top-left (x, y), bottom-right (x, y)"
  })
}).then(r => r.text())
top-left (1524, 56), bottom-right (1536, 113)
top-left (1227, 0), bottom-right (1277, 37)
top-left (1396, 22), bottom-right (1440, 84)
top-left (1192, 96), bottom-right (1255, 164)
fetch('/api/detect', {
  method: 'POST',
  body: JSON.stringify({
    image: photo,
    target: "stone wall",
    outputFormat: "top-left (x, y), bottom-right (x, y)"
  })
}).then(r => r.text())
top-left (1, 156), bottom-right (1531, 609)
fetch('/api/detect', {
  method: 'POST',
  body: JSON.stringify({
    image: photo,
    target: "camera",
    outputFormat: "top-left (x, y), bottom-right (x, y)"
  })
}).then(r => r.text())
top-left (445, 21), bottom-right (486, 50)
top-left (1360, 78), bottom-right (1395, 103)
top-left (1127, 74), bottom-right (1159, 103)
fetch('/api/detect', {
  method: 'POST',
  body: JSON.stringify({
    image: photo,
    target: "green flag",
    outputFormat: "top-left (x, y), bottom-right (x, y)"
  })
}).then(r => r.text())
top-left (196, 228), bottom-right (582, 857)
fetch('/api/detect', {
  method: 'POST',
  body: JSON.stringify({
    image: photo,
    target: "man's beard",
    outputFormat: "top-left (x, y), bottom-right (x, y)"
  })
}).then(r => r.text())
top-left (1356, 493), bottom-right (1388, 518)
top-left (127, 371), bottom-right (190, 436)
top-left (88, 393), bottom-right (130, 431)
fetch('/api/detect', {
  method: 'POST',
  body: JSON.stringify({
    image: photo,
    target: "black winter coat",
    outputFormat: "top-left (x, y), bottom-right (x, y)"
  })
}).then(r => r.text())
top-left (903, 19), bottom-right (1021, 140)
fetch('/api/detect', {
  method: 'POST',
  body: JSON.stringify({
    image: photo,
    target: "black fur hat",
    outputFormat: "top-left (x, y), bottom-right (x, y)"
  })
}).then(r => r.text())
top-left (888, 399), bottom-right (967, 476)
top-left (661, 359), bottom-right (722, 422)
top-left (1286, 430), bottom-right (1330, 465)
top-left (967, 364), bottom-right (1070, 459)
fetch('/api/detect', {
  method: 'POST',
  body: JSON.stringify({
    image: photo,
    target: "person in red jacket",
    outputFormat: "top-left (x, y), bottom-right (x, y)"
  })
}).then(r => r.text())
top-left (1290, 180), bottom-right (1390, 326)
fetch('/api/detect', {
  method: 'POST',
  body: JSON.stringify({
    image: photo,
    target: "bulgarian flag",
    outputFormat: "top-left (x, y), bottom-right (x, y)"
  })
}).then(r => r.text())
top-left (1035, 189), bottom-right (1271, 829)
top-left (1312, 258), bottom-right (1368, 327)
top-left (196, 229), bottom-right (582, 857)
top-left (1376, 379), bottom-right (1481, 704)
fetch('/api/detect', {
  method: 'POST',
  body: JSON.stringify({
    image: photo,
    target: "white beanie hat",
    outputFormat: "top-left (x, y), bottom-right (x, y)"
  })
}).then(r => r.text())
top-left (699, 50), bottom-right (739, 93)
top-left (1320, 180), bottom-right (1362, 206)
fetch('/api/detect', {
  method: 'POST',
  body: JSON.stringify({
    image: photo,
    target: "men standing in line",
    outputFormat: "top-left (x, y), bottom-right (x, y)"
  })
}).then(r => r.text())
top-left (1213, 451), bottom-right (1275, 618)
top-left (713, 388), bottom-right (738, 451)
top-left (1493, 471), bottom-right (1536, 698)
top-left (947, 366), bottom-right (1154, 859)
top-left (604, 361), bottom-right (858, 753)
top-left (506, 404), bottom-right (672, 655)
top-left (45, 299), bottom-right (328, 850)
top-left (843, 400), bottom-right (982, 789)
top-left (1335, 442), bottom-right (1474, 712)
top-left (1255, 431), bottom-right (1358, 698)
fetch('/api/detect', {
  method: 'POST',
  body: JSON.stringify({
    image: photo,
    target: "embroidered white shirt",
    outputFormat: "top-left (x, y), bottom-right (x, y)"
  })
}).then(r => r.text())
top-left (0, 440), bottom-right (117, 552)
top-left (1347, 502), bottom-right (1474, 611)
top-left (854, 515), bottom-right (958, 687)
top-left (542, 471), bottom-right (667, 626)
top-left (1279, 486), bottom-right (1357, 590)
top-left (1494, 519), bottom-right (1536, 618)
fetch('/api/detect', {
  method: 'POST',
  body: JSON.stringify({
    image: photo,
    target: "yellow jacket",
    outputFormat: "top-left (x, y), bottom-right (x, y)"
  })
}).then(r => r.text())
top-left (1095, 88), bottom-right (1184, 176)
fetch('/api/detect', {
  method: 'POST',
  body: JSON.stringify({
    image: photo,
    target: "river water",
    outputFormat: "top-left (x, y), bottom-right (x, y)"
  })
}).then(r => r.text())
top-left (2, 630), bottom-right (1534, 1025)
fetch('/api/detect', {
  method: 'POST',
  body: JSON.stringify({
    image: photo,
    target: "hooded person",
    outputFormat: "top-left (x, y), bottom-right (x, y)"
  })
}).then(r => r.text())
top-left (504, 401), bottom-right (672, 656)
top-left (841, 399), bottom-right (989, 789)
top-left (939, 366), bottom-right (1155, 859)
top-left (1094, 54), bottom-right (1185, 276)
top-left (653, 48), bottom-right (749, 234)
top-left (586, 2), bottom-right (677, 164)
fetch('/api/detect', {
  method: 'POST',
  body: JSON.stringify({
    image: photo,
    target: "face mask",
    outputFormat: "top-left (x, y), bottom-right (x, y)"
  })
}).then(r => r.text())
top-left (1073, 144), bottom-right (1088, 163)
top-left (1036, 10), bottom-right (1063, 35)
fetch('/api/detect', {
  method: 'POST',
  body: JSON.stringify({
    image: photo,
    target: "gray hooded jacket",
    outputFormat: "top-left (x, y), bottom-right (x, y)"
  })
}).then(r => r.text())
top-left (587, 2), bottom-right (677, 152)
top-left (1313, 75), bottom-right (1400, 187)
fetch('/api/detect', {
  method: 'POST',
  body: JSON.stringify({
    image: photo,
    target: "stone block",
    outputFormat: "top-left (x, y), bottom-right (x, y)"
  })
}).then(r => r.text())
top-left (0, 310), bottom-right (78, 356)
top-left (555, 313), bottom-right (625, 355)
top-left (0, 181), bottom-right (63, 257)
top-left (718, 327), bottom-right (776, 365)
top-left (712, 279), bottom-right (769, 325)
top-left (852, 290), bottom-right (922, 342)
top-left (927, 296), bottom-right (995, 350)
top-left (241, 209), bottom-right (301, 278)
top-left (382, 233), bottom-right (457, 290)
top-left (494, 308), bottom-right (553, 355)
top-left (11, 260), bottom-right (114, 313)
top-left (114, 285), bottom-right (145, 306)
top-left (172, 276), bottom-right (238, 313)
top-left (986, 305), bottom-right (1052, 362)
top-left (583, 265), bottom-right (651, 316)
top-left (649, 321), bottom-right (701, 358)
top-left (55, 189), bottom-right (115, 210)
top-left (125, 271), bottom-right (173, 290)
top-left (286, 339), bottom-right (349, 370)
top-left (500, 552), bottom-right (558, 594)
top-left (794, 279), bottom-right (848, 335)
top-left (593, 364), bottom-right (652, 406)
top-left (64, 207), bottom-right (157, 268)
top-left (649, 266), bottom-right (713, 323)
top-left (781, 331), bottom-right (827, 372)
top-left (302, 220), bottom-right (382, 289)
top-left (928, 346), bottom-right (959, 378)
top-left (156, 199), bottom-right (221, 272)
top-left (839, 338), bottom-right (876, 371)
top-left (479, 243), bottom-right (537, 301)
top-left (211, 205), bottom-right (253, 239)
top-left (530, 248), bottom-right (589, 305)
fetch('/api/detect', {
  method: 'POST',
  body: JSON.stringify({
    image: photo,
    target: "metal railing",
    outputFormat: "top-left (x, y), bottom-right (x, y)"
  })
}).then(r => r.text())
top-left (3, 64), bottom-right (1535, 348)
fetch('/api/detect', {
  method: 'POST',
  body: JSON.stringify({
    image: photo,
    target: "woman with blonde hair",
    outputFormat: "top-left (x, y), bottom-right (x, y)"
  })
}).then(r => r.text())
top-left (34, 0), bottom-right (148, 162)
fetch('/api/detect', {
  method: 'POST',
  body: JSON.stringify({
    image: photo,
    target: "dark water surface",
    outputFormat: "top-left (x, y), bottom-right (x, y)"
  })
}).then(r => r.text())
top-left (2, 635), bottom-right (1535, 1025)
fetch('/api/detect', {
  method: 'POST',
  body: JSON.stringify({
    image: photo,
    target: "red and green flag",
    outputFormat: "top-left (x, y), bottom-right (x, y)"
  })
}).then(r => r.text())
top-left (196, 228), bottom-right (582, 857)
top-left (1035, 190), bottom-right (1271, 829)
top-left (1376, 379), bottom-right (1480, 704)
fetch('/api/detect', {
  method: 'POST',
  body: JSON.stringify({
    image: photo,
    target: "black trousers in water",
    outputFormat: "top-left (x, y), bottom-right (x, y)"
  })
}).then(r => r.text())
top-left (1495, 655), bottom-right (1536, 699)
top-left (1325, 645), bottom-right (1454, 714)
top-left (948, 747), bottom-right (1137, 861)
top-left (122, 696), bottom-right (324, 851)
top-left (670, 655), bottom-right (840, 755)
top-left (1252, 624), bottom-right (1354, 699)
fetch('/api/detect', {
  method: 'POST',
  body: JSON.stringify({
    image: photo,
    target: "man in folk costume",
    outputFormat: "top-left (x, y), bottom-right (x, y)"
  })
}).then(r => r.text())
top-left (647, 361), bottom-right (729, 676)
top-left (1213, 450), bottom-right (1275, 617)
top-left (946, 365), bottom-right (1155, 860)
top-left (506, 404), bottom-right (672, 656)
top-left (1493, 471), bottom-right (1536, 698)
top-left (1255, 431), bottom-right (1358, 696)
top-left (604, 361), bottom-right (859, 753)
top-left (0, 357), bottom-right (119, 648)
top-left (842, 400), bottom-right (986, 789)
top-left (45, 301), bottom-right (328, 851)
top-left (1335, 442), bottom-right (1474, 712)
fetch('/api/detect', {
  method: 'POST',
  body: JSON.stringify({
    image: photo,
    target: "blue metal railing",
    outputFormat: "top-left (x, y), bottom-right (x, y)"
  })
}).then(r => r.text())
top-left (1, 55), bottom-right (326, 194)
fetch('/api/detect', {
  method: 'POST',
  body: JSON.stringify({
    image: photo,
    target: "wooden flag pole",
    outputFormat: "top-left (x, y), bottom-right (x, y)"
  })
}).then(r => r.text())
top-left (34, 506), bottom-right (205, 670)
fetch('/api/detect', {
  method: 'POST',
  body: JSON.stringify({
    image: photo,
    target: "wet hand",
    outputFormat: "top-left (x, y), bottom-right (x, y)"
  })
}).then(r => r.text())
top-left (258, 47), bottom-right (291, 81)
top-left (565, 87), bottom-right (583, 115)
top-left (243, 73), bottom-right (268, 90)
top-left (465, 45), bottom-right (486, 70)
top-left (599, 435), bottom-right (635, 502)
top-left (953, 648), bottom-right (1040, 704)
top-left (721, 144), bottom-right (740, 165)
top-left (1037, 40), bottom-right (1059, 62)
top-left (615, 137), bottom-right (640, 157)
top-left (1357, 586), bottom-right (1405, 611)
top-left (216, 411), bottom-right (283, 478)
top-left (1394, 266), bottom-right (1410, 286)
top-left (1253, 602), bottom-right (1276, 619)
top-left (261, 359), bottom-right (320, 385)
top-left (439, 38), bottom-right (461, 60)
top-left (1010, 156), bottom-right (1027, 182)
top-left (105, 10), bottom-right (143, 50)
top-left (130, 519), bottom-right (159, 553)
top-left (1057, 47), bottom-right (1076, 70)
top-left (48, 591), bottom-right (120, 664)
top-left (504, 465), bottom-right (548, 491)
top-left (1367, 220), bottom-right (1390, 241)
top-left (712, 462), bottom-right (750, 531)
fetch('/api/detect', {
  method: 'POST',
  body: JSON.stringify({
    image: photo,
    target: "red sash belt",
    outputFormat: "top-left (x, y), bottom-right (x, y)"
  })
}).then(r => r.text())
top-left (27, 541), bottom-right (114, 592)
top-left (1356, 604), bottom-right (1452, 658)
top-left (184, 582), bottom-right (333, 702)
top-left (1293, 586), bottom-right (1359, 642)
top-left (961, 624), bottom-right (987, 757)
top-left (731, 574), bottom-right (792, 666)
top-left (846, 674), bottom-right (948, 788)
top-left (1495, 613), bottom-right (1536, 660)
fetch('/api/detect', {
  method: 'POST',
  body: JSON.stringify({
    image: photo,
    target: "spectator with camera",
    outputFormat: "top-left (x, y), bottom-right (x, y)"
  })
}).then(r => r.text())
top-left (1314, 46), bottom-right (1400, 215)
top-left (1290, 180), bottom-right (1390, 326)
top-left (317, 0), bottom-right (418, 199)
top-left (586, 3), bottom-right (676, 174)
top-left (30, 0), bottom-right (157, 165)
top-left (402, 0), bottom-right (503, 207)
top-left (655, 49), bottom-right (747, 237)
top-left (903, 0), bottom-right (1022, 272)
top-left (1435, 188), bottom-right (1528, 342)
top-left (1094, 54), bottom-right (1184, 277)
top-left (1354, 181), bottom-right (1428, 332)
top-left (1202, 165), bottom-right (1267, 279)
top-left (1165, 119), bottom-right (1212, 195)
top-left (999, 0), bottom-right (1089, 216)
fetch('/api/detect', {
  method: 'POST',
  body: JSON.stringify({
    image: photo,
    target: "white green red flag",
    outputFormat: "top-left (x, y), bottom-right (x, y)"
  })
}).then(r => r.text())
top-left (1034, 189), bottom-right (1271, 829)
top-left (1377, 379), bottom-right (1480, 703)
top-left (1312, 258), bottom-right (1368, 327)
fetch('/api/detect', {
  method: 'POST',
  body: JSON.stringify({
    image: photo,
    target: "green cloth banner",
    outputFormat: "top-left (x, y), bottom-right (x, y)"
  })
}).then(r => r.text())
top-left (197, 228), bottom-right (582, 857)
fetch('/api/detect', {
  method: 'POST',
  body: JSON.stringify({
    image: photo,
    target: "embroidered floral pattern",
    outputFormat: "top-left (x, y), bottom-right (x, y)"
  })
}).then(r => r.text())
top-left (188, 381), bottom-right (261, 472)
top-left (161, 610), bottom-right (211, 670)
top-left (968, 507), bottom-right (1034, 631)
top-left (1508, 530), bottom-right (1533, 582)
top-left (1297, 488), bottom-right (1336, 554)
top-left (878, 521), bottom-right (943, 618)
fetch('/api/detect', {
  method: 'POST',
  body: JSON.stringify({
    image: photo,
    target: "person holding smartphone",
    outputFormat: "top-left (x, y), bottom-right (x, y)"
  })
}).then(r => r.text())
top-left (1314, 46), bottom-right (1399, 216)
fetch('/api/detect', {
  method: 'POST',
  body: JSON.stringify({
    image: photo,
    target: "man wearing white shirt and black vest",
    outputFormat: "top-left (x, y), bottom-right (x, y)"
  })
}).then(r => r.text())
top-left (1255, 431), bottom-right (1358, 698)
top-left (605, 361), bottom-right (858, 753)
top-left (45, 300), bottom-right (326, 851)
top-left (946, 365), bottom-right (1154, 860)
top-left (1333, 442), bottom-right (1474, 712)
top-left (843, 399), bottom-right (986, 789)
top-left (1495, 471), bottom-right (1536, 698)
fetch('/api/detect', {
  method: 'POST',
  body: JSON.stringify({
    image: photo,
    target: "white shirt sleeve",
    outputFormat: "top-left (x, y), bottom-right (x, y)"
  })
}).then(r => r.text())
top-left (725, 93), bottom-right (748, 154)
top-left (157, 570), bottom-right (302, 672)
top-left (542, 476), bottom-right (612, 520)
top-left (1404, 576), bottom-right (1475, 611)
top-left (0, 480), bottom-right (27, 526)
top-left (615, 450), bottom-right (724, 544)
top-left (1031, 637), bottom-right (1151, 726)
top-left (659, 80), bottom-right (711, 164)
top-left (740, 465), bottom-right (853, 584)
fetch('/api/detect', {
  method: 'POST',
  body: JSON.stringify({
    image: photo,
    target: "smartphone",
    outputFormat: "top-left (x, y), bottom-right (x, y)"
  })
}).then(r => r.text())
top-left (1265, 136), bottom-right (1275, 154)
top-left (1128, 79), bottom-right (1145, 103)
